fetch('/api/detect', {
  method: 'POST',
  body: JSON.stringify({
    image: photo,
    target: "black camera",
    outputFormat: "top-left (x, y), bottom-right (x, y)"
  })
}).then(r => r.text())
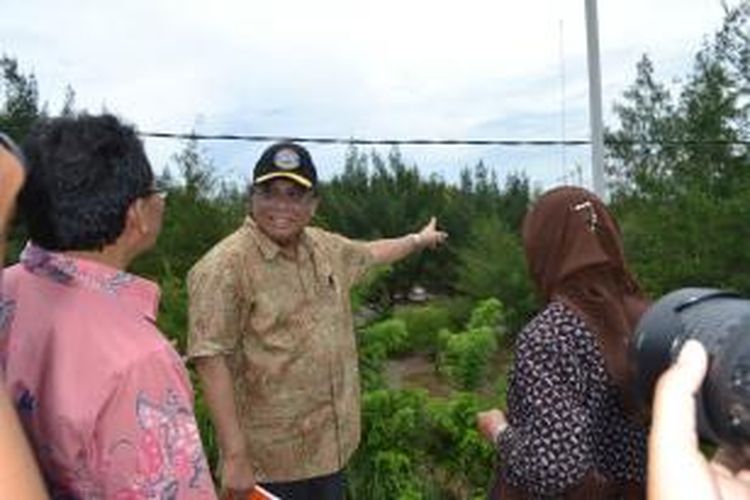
top-left (632, 288), bottom-right (750, 448)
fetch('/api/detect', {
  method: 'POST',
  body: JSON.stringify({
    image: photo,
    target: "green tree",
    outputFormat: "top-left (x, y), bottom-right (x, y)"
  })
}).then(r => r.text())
top-left (392, 303), bottom-right (455, 354)
top-left (348, 389), bottom-right (430, 499)
top-left (436, 299), bottom-right (507, 391)
top-left (455, 214), bottom-right (535, 331)
top-left (424, 393), bottom-right (495, 497)
top-left (0, 56), bottom-right (45, 261)
top-left (132, 137), bottom-right (244, 350)
top-left (319, 146), bottom-right (453, 298)
top-left (605, 55), bottom-right (680, 196)
top-left (0, 56), bottom-right (41, 142)
top-left (607, 2), bottom-right (750, 297)
top-left (607, 2), bottom-right (749, 199)
top-left (60, 85), bottom-right (76, 117)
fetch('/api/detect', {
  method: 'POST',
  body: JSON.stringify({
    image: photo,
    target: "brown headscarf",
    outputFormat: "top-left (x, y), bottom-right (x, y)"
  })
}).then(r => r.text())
top-left (521, 186), bottom-right (649, 394)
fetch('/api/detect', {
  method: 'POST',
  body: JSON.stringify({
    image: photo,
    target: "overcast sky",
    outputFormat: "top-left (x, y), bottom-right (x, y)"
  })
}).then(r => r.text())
top-left (1, 0), bottom-right (740, 189)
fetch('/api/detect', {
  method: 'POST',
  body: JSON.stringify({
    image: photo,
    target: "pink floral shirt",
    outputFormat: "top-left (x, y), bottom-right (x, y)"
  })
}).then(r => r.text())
top-left (0, 244), bottom-right (216, 499)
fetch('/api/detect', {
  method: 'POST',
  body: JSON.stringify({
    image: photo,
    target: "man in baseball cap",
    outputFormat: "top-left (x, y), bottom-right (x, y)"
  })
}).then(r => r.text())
top-left (188, 141), bottom-right (448, 500)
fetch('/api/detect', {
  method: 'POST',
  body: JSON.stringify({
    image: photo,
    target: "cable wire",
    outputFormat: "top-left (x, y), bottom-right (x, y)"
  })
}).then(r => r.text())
top-left (139, 131), bottom-right (750, 147)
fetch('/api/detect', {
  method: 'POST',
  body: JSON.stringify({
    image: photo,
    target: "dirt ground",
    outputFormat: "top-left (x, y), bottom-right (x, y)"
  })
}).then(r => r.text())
top-left (383, 349), bottom-right (513, 400)
top-left (384, 353), bottom-right (452, 396)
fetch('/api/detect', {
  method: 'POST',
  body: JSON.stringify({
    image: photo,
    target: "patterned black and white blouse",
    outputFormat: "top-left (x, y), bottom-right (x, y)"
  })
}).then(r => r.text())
top-left (497, 302), bottom-right (647, 497)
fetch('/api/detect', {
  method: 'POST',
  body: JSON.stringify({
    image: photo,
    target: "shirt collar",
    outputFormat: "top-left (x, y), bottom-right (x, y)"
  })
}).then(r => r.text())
top-left (20, 243), bottom-right (160, 322)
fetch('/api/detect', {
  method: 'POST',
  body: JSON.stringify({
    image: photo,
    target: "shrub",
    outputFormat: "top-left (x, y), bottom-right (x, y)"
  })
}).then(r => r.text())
top-left (437, 327), bottom-right (498, 390)
top-left (424, 393), bottom-right (496, 497)
top-left (155, 268), bottom-right (188, 352)
top-left (364, 318), bottom-right (410, 355)
top-left (454, 214), bottom-right (536, 333)
top-left (467, 297), bottom-right (505, 334)
top-left (436, 299), bottom-right (507, 390)
top-left (431, 295), bottom-right (475, 330)
top-left (392, 304), bottom-right (454, 354)
top-left (348, 387), bottom-right (499, 499)
top-left (348, 389), bottom-right (430, 499)
top-left (351, 265), bottom-right (394, 311)
top-left (368, 451), bottom-right (424, 500)
top-left (357, 330), bottom-right (389, 392)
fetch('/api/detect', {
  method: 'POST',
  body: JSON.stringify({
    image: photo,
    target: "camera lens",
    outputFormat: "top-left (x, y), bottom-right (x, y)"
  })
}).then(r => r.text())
top-left (632, 288), bottom-right (750, 448)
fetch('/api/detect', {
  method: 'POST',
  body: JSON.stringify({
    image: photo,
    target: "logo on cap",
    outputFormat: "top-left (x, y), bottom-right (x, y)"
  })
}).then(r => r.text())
top-left (273, 148), bottom-right (301, 171)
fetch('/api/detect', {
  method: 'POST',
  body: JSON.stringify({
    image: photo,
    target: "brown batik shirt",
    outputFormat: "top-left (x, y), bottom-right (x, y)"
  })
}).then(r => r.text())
top-left (187, 217), bottom-right (374, 482)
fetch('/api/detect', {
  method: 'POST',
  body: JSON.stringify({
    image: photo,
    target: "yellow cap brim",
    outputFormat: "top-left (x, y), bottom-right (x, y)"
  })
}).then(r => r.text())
top-left (254, 172), bottom-right (313, 188)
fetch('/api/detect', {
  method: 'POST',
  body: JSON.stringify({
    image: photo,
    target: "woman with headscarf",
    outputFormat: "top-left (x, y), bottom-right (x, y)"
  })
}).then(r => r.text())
top-left (477, 186), bottom-right (649, 499)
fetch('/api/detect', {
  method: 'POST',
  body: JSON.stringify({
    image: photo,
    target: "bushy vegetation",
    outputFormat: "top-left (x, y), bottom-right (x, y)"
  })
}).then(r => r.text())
top-left (363, 318), bottom-right (411, 356)
top-left (348, 388), bottom-right (496, 499)
top-left (436, 299), bottom-right (504, 391)
top-left (605, 2), bottom-right (750, 298)
top-left (392, 303), bottom-right (456, 354)
top-left (349, 299), bottom-right (508, 498)
top-left (437, 327), bottom-right (497, 391)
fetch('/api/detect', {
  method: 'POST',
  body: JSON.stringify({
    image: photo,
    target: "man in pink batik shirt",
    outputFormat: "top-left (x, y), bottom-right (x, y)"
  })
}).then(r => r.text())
top-left (0, 115), bottom-right (216, 498)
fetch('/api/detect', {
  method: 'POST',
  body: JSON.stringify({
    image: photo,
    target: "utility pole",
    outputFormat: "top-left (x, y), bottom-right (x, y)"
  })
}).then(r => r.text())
top-left (560, 19), bottom-right (567, 178)
top-left (585, 0), bottom-right (607, 199)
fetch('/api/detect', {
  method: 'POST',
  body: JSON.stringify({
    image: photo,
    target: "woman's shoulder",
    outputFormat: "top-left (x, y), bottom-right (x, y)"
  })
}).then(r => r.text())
top-left (522, 301), bottom-right (582, 335)
top-left (517, 302), bottom-right (596, 352)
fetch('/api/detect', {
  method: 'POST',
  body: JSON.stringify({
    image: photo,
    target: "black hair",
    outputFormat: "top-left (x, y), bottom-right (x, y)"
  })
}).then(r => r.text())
top-left (20, 113), bottom-right (154, 251)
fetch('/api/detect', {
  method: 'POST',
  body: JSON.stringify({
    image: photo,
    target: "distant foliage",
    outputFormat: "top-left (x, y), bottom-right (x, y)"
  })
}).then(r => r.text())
top-left (430, 295), bottom-right (476, 330)
top-left (438, 327), bottom-right (498, 391)
top-left (455, 214), bottom-right (536, 333)
top-left (349, 389), bottom-right (430, 499)
top-left (132, 137), bottom-right (245, 282)
top-left (392, 303), bottom-right (455, 354)
top-left (154, 269), bottom-right (188, 352)
top-left (364, 318), bottom-right (410, 356)
top-left (348, 388), bottom-right (495, 499)
top-left (437, 299), bottom-right (507, 391)
top-left (467, 297), bottom-right (505, 333)
top-left (351, 264), bottom-right (393, 312)
top-left (424, 393), bottom-right (496, 494)
top-left (607, 1), bottom-right (750, 298)
top-left (356, 323), bottom-right (390, 392)
top-left (0, 56), bottom-right (41, 143)
top-left (317, 146), bottom-right (534, 303)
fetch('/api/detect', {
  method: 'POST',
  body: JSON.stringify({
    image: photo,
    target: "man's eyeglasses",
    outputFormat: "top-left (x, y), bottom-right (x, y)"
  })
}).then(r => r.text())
top-left (252, 185), bottom-right (314, 205)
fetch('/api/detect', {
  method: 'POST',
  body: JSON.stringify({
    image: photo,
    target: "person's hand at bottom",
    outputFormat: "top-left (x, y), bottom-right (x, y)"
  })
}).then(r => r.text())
top-left (648, 340), bottom-right (750, 500)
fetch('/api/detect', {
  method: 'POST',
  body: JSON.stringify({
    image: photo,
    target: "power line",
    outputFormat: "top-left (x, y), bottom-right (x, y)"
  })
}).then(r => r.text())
top-left (141, 132), bottom-right (590, 146)
top-left (139, 131), bottom-right (750, 147)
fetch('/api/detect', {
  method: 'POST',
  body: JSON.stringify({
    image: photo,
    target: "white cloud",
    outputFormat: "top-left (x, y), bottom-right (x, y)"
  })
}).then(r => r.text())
top-left (1, 0), bottom-right (740, 188)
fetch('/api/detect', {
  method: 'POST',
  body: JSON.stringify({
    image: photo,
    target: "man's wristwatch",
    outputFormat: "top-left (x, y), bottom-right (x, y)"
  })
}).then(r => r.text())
top-left (410, 233), bottom-right (423, 250)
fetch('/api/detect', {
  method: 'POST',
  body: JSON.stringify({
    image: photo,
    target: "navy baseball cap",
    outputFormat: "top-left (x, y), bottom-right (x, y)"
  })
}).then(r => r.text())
top-left (253, 142), bottom-right (317, 189)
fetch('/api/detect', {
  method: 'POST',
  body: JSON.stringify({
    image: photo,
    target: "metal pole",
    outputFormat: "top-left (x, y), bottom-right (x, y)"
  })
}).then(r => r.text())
top-left (585, 0), bottom-right (606, 199)
top-left (560, 19), bottom-right (567, 178)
